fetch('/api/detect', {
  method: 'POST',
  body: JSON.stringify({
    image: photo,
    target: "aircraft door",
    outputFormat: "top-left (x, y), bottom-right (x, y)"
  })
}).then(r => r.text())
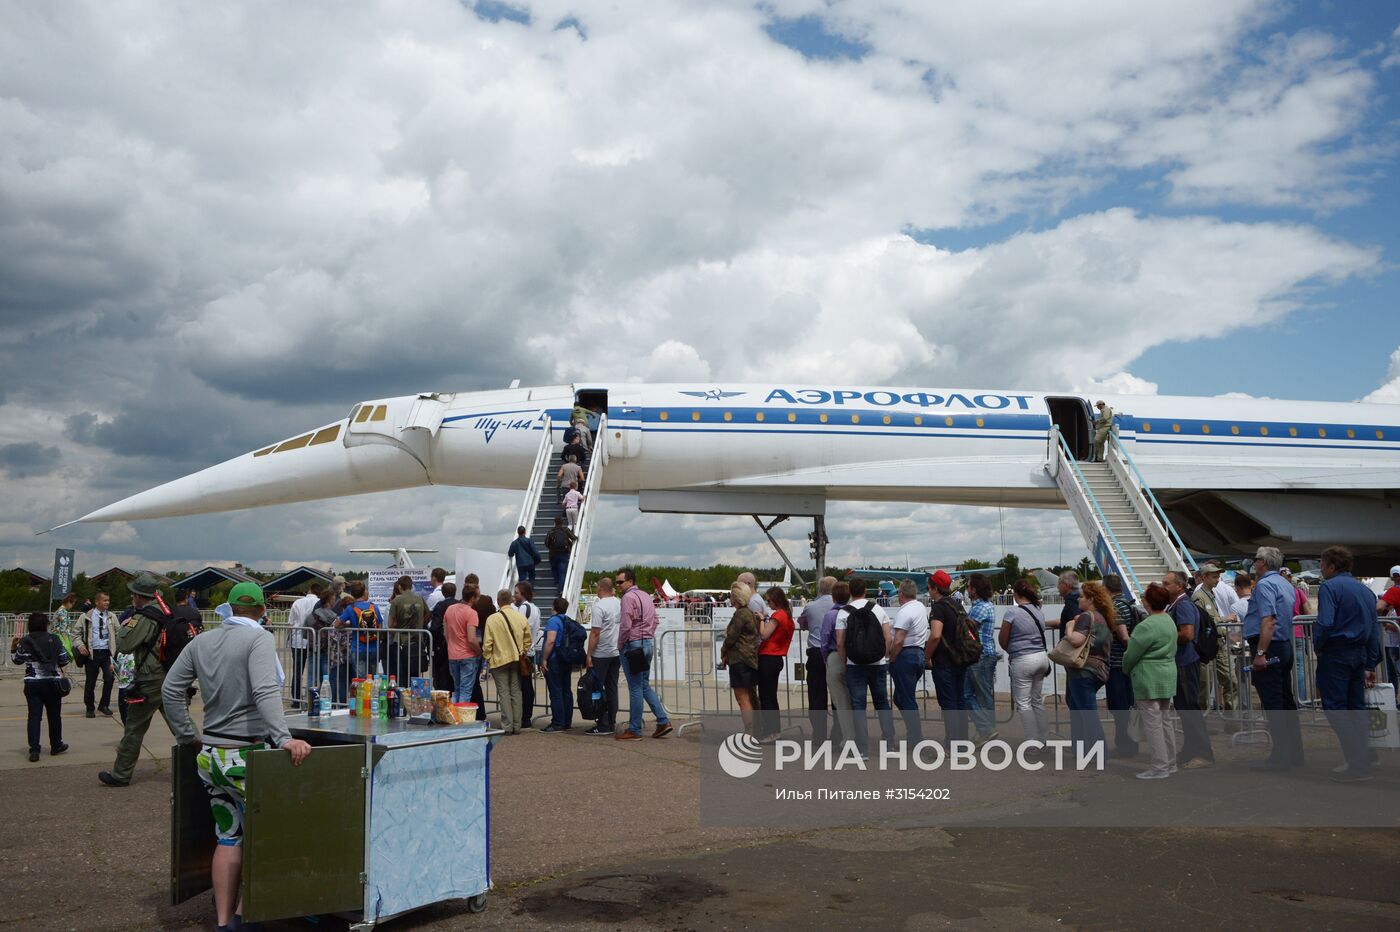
top-left (602, 392), bottom-right (642, 459)
top-left (1045, 397), bottom-right (1092, 460)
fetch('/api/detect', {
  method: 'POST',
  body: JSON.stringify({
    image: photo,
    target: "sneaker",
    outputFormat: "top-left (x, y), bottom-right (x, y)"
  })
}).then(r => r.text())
top-left (539, 724), bottom-right (568, 733)
top-left (28, 750), bottom-right (39, 763)
top-left (614, 731), bottom-right (642, 741)
top-left (51, 743), bottom-right (69, 756)
top-left (652, 723), bottom-right (674, 739)
top-left (1330, 768), bottom-right (1372, 784)
top-left (97, 707), bottom-right (113, 716)
top-left (973, 732), bottom-right (999, 747)
top-left (98, 771), bottom-right (130, 787)
top-left (1331, 763), bottom-right (1350, 774)
top-left (1182, 758), bottom-right (1213, 770)
top-left (1135, 770), bottom-right (1169, 780)
top-left (584, 726), bottom-right (614, 736)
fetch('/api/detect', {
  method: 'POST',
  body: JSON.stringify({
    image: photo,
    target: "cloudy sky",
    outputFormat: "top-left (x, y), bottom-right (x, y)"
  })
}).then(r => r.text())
top-left (3, 0), bottom-right (1399, 579)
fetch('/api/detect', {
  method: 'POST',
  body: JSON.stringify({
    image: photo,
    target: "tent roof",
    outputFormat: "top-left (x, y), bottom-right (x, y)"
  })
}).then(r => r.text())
top-left (261, 566), bottom-right (334, 592)
top-left (171, 566), bottom-right (259, 592)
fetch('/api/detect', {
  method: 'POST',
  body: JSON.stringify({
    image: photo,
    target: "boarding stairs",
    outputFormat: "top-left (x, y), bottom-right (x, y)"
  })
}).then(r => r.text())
top-left (503, 415), bottom-right (606, 613)
top-left (1048, 428), bottom-right (1196, 598)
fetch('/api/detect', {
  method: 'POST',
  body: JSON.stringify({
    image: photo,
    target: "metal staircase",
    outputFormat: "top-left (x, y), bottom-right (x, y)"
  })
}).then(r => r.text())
top-left (1048, 428), bottom-right (1196, 598)
top-left (502, 415), bottom-right (605, 612)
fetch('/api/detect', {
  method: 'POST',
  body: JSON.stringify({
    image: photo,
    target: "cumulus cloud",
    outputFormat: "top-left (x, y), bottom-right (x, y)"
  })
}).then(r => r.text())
top-left (1363, 347), bottom-right (1400, 404)
top-left (0, 1), bottom-right (1394, 575)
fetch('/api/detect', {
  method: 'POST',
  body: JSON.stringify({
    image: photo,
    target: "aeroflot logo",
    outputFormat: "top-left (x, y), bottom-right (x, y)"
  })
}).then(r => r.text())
top-left (764, 389), bottom-right (1035, 410)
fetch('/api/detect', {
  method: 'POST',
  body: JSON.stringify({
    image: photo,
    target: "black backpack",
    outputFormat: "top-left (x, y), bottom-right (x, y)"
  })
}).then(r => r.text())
top-left (546, 526), bottom-right (572, 553)
top-left (1195, 601), bottom-right (1221, 662)
top-left (843, 602), bottom-right (887, 665)
top-left (146, 604), bottom-right (197, 670)
top-left (576, 668), bottom-right (603, 720)
top-left (936, 599), bottom-right (982, 667)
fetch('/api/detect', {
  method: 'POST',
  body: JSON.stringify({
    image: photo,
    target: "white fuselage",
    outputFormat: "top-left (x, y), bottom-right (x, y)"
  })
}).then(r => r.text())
top-left (70, 382), bottom-right (1400, 563)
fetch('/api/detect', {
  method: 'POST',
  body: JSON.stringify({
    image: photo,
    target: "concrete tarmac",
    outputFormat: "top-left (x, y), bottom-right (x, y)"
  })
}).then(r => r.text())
top-left (1, 687), bottom-right (1397, 930)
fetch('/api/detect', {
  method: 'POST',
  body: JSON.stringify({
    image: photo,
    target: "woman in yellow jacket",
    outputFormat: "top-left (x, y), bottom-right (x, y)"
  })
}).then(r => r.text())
top-left (483, 589), bottom-right (532, 735)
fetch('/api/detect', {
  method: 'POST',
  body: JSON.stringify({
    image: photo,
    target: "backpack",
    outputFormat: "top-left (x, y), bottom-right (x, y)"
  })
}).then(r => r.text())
top-left (554, 615), bottom-right (588, 665)
top-left (352, 602), bottom-right (381, 645)
top-left (546, 526), bottom-right (571, 553)
top-left (1195, 605), bottom-right (1221, 662)
top-left (576, 668), bottom-right (604, 720)
top-left (842, 601), bottom-right (887, 666)
top-left (147, 604), bottom-right (198, 670)
top-left (937, 599), bottom-right (982, 667)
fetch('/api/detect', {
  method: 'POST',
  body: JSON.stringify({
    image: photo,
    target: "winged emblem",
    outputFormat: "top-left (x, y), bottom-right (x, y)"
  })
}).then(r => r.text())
top-left (679, 389), bottom-right (746, 401)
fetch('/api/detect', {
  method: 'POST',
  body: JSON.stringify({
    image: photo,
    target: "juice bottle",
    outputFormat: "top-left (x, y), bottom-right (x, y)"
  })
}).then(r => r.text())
top-left (348, 678), bottom-right (359, 716)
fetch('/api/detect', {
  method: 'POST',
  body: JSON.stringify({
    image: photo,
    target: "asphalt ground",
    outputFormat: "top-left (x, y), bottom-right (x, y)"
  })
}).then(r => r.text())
top-left (1, 688), bottom-right (1397, 931)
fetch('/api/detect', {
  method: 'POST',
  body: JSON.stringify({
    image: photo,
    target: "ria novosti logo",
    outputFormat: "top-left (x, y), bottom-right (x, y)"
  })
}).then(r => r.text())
top-left (716, 737), bottom-right (1104, 778)
top-left (717, 733), bottom-right (765, 778)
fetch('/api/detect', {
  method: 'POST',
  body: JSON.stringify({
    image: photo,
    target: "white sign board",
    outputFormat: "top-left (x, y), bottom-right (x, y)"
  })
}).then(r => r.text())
top-left (455, 547), bottom-right (509, 597)
top-left (368, 568), bottom-right (432, 623)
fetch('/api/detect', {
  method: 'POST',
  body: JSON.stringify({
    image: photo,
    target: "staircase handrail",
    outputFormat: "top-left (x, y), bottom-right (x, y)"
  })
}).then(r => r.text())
top-left (1050, 427), bottom-right (1143, 597)
top-left (560, 414), bottom-right (606, 615)
top-left (501, 416), bottom-right (555, 595)
top-left (1108, 433), bottom-right (1198, 573)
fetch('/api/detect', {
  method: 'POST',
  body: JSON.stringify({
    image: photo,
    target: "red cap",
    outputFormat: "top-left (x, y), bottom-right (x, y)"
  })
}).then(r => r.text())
top-left (930, 570), bottom-right (953, 591)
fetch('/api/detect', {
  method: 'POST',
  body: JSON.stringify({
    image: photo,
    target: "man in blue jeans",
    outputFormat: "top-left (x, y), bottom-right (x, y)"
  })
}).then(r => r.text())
top-left (1314, 545), bottom-right (1381, 782)
top-left (887, 580), bottom-right (929, 744)
top-left (540, 598), bottom-right (575, 732)
top-left (337, 581), bottom-right (382, 679)
top-left (926, 571), bottom-right (969, 744)
top-left (614, 568), bottom-right (671, 740)
top-left (836, 577), bottom-right (894, 758)
top-left (507, 526), bottom-right (540, 584)
top-left (963, 574), bottom-right (1000, 743)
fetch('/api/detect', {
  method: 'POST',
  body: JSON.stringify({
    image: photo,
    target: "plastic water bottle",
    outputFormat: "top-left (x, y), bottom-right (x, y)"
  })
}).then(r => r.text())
top-left (370, 679), bottom-right (381, 719)
top-left (320, 676), bottom-right (332, 717)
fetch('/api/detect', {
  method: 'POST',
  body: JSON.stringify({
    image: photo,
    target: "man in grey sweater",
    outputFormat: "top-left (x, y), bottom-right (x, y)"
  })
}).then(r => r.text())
top-left (163, 582), bottom-right (311, 932)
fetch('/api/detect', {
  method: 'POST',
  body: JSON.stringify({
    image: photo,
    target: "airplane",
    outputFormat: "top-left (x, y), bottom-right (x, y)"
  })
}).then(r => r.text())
top-left (57, 382), bottom-right (1400, 576)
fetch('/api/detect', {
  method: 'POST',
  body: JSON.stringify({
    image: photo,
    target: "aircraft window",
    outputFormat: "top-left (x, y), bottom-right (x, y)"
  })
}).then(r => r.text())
top-left (754, 412), bottom-right (763, 422)
top-left (370, 405), bottom-right (387, 422)
top-left (914, 416), bottom-right (923, 426)
top-left (851, 414), bottom-right (860, 424)
top-left (275, 433), bottom-right (314, 452)
top-left (659, 411), bottom-right (669, 421)
top-left (723, 412), bottom-right (732, 422)
top-left (1230, 426), bottom-right (1239, 435)
top-left (1172, 424), bottom-right (1180, 433)
top-left (1378, 430), bottom-right (1385, 440)
top-left (975, 417), bottom-right (985, 427)
top-left (819, 413), bottom-right (828, 423)
top-left (1347, 429), bottom-right (1355, 439)
top-left (1142, 422), bottom-right (1151, 432)
top-left (1288, 427), bottom-right (1297, 436)
top-left (882, 415), bottom-right (891, 425)
top-left (1260, 426), bottom-right (1268, 436)
top-left (253, 446), bottom-right (276, 457)
top-left (788, 412), bottom-right (796, 422)
top-left (944, 416), bottom-right (954, 427)
top-left (310, 425), bottom-right (340, 446)
top-left (691, 412), bottom-right (700, 421)
top-left (355, 406), bottom-right (373, 424)
top-left (1318, 428), bottom-right (1327, 437)
top-left (1202, 424), bottom-right (1211, 434)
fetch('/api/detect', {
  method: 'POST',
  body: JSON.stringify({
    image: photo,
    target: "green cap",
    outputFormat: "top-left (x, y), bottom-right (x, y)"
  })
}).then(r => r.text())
top-left (228, 581), bottom-right (265, 607)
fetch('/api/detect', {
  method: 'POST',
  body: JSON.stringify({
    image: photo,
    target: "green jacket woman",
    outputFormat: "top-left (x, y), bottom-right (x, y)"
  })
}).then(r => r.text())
top-left (1121, 611), bottom-right (1178, 700)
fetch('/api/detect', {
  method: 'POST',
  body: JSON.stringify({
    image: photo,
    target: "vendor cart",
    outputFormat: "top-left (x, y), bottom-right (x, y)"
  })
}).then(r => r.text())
top-left (172, 712), bottom-right (500, 928)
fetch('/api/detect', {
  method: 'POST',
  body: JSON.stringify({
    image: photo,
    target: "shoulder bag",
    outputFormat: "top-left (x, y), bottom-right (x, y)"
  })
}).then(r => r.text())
top-left (1047, 614), bottom-right (1091, 670)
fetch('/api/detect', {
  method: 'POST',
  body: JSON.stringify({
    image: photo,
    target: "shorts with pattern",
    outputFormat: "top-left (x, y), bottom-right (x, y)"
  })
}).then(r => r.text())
top-left (196, 743), bottom-right (264, 846)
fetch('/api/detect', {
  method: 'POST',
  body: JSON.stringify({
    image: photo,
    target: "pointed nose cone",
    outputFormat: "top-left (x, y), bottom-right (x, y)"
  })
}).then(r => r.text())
top-left (65, 418), bottom-right (433, 526)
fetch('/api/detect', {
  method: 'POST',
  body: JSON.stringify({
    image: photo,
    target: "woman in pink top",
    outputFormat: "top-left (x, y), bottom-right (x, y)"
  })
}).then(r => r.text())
top-left (444, 587), bottom-right (481, 703)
